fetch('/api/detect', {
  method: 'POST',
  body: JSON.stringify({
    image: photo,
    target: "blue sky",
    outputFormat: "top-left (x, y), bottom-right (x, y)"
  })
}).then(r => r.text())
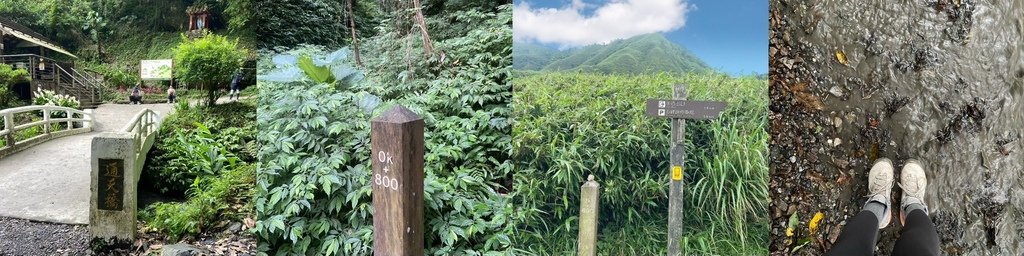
top-left (514, 0), bottom-right (767, 75)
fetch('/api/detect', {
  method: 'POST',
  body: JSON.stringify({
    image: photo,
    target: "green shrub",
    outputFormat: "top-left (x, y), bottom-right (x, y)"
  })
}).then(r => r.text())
top-left (146, 120), bottom-right (238, 194)
top-left (512, 73), bottom-right (768, 255)
top-left (254, 4), bottom-right (513, 253)
top-left (143, 163), bottom-right (256, 240)
top-left (174, 32), bottom-right (245, 106)
top-left (82, 62), bottom-right (138, 88)
top-left (0, 63), bottom-right (29, 109)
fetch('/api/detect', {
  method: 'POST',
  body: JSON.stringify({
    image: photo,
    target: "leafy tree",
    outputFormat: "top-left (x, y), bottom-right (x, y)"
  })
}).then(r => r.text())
top-left (82, 10), bottom-right (109, 59)
top-left (174, 33), bottom-right (244, 106)
top-left (252, 0), bottom-right (378, 49)
top-left (224, 0), bottom-right (254, 40)
top-left (0, 64), bottom-right (29, 109)
top-left (0, 64), bottom-right (29, 86)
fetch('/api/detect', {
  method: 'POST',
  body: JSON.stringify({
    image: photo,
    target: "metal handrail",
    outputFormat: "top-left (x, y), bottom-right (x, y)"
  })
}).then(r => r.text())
top-left (0, 105), bottom-right (94, 159)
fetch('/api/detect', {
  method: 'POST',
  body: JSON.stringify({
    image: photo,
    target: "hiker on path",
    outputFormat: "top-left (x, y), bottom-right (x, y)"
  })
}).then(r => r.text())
top-left (129, 83), bottom-right (143, 104)
top-left (826, 158), bottom-right (940, 256)
top-left (229, 71), bottom-right (241, 101)
top-left (167, 86), bottom-right (176, 103)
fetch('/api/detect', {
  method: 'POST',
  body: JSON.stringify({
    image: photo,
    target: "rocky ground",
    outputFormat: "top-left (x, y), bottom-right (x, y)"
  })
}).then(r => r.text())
top-left (770, 0), bottom-right (1023, 255)
top-left (0, 217), bottom-right (92, 255)
top-left (0, 217), bottom-right (255, 255)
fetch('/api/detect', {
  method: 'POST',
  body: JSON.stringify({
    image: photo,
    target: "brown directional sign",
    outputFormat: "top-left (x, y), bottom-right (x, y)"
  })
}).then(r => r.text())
top-left (644, 99), bottom-right (727, 119)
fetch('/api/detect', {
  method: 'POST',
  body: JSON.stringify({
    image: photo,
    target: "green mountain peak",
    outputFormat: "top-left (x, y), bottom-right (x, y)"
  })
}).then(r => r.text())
top-left (513, 33), bottom-right (712, 74)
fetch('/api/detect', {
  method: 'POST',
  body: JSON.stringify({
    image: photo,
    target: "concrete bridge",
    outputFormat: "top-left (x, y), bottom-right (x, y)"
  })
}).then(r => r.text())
top-left (0, 103), bottom-right (171, 224)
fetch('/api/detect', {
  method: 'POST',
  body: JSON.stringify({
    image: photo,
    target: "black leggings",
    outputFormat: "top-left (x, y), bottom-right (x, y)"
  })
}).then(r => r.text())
top-left (826, 209), bottom-right (939, 256)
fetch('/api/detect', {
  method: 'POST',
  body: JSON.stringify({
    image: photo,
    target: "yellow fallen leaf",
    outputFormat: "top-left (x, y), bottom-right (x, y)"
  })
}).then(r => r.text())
top-left (809, 211), bottom-right (825, 234)
top-left (786, 211), bottom-right (798, 242)
top-left (835, 49), bottom-right (849, 65)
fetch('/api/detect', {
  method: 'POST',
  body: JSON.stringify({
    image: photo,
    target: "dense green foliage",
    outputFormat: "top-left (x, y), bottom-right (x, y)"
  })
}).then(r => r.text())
top-left (0, 64), bottom-right (29, 109)
top-left (141, 100), bottom-right (257, 239)
top-left (143, 163), bottom-right (255, 241)
top-left (0, 0), bottom-right (247, 52)
top-left (513, 73), bottom-right (768, 255)
top-left (0, 63), bottom-right (29, 86)
top-left (145, 101), bottom-right (257, 195)
top-left (0, 0), bottom-right (254, 95)
top-left (174, 33), bottom-right (245, 106)
top-left (253, 0), bottom-right (376, 49)
top-left (513, 33), bottom-right (712, 74)
top-left (255, 3), bottom-right (513, 255)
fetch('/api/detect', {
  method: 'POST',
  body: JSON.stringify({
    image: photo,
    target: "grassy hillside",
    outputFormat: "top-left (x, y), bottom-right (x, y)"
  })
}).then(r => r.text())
top-left (512, 42), bottom-right (560, 70)
top-left (513, 72), bottom-right (767, 255)
top-left (515, 33), bottom-right (712, 74)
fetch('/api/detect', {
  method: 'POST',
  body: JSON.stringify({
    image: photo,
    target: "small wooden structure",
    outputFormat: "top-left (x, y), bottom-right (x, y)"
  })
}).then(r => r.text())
top-left (186, 5), bottom-right (210, 39)
top-left (0, 17), bottom-right (102, 107)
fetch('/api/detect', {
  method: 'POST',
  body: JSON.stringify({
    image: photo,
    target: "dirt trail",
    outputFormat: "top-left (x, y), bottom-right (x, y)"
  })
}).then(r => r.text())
top-left (770, 0), bottom-right (1024, 254)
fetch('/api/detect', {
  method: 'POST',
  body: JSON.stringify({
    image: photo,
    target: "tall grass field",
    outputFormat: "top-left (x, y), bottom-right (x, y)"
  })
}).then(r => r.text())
top-left (512, 72), bottom-right (768, 255)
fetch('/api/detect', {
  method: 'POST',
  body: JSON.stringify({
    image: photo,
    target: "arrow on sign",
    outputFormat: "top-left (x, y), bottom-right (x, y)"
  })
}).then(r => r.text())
top-left (644, 99), bottom-right (727, 119)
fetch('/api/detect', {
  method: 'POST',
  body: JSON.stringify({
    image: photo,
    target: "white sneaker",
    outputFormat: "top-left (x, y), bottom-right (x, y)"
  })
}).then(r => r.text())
top-left (867, 158), bottom-right (894, 229)
top-left (899, 159), bottom-right (928, 224)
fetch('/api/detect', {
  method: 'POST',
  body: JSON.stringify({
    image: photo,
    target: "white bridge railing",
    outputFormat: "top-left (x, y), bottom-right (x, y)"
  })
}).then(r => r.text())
top-left (0, 105), bottom-right (93, 159)
top-left (89, 108), bottom-right (162, 240)
top-left (121, 108), bottom-right (160, 176)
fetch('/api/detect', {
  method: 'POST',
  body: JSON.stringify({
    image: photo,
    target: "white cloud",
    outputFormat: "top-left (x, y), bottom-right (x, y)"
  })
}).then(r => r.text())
top-left (514, 0), bottom-right (692, 48)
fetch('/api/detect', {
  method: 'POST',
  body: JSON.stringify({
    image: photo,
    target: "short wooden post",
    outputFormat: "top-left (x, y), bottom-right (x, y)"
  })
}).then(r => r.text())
top-left (370, 105), bottom-right (425, 255)
top-left (578, 175), bottom-right (600, 256)
top-left (667, 84), bottom-right (686, 255)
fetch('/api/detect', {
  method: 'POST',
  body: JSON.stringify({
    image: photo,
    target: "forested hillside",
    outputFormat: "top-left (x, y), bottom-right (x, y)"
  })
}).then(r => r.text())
top-left (514, 33), bottom-right (712, 74)
top-left (0, 0), bottom-right (253, 87)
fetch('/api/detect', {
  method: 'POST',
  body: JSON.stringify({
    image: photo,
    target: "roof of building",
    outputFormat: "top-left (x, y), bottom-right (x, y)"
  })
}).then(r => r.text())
top-left (0, 17), bottom-right (77, 58)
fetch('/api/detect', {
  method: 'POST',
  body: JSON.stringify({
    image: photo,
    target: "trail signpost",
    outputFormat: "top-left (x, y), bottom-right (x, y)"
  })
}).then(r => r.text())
top-left (370, 105), bottom-right (425, 255)
top-left (644, 84), bottom-right (726, 256)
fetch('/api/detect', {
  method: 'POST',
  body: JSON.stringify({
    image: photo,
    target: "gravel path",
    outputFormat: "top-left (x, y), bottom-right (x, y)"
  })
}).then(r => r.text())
top-left (0, 217), bottom-right (92, 255)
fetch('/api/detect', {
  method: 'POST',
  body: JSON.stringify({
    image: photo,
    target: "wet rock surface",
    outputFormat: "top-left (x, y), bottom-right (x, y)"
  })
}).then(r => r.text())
top-left (770, 0), bottom-right (1024, 254)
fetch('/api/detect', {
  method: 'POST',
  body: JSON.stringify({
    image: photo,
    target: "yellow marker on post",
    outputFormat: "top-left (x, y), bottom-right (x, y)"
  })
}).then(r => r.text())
top-left (672, 166), bottom-right (682, 180)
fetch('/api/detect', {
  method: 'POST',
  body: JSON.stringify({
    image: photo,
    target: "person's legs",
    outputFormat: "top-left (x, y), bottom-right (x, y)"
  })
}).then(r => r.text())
top-left (826, 158), bottom-right (895, 256)
top-left (826, 211), bottom-right (880, 256)
top-left (892, 209), bottom-right (939, 256)
top-left (892, 160), bottom-right (940, 256)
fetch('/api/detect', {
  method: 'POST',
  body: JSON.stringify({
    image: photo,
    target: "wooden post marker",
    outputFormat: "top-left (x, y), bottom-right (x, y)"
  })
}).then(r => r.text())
top-left (644, 84), bottom-right (726, 256)
top-left (577, 175), bottom-right (600, 256)
top-left (370, 105), bottom-right (425, 255)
